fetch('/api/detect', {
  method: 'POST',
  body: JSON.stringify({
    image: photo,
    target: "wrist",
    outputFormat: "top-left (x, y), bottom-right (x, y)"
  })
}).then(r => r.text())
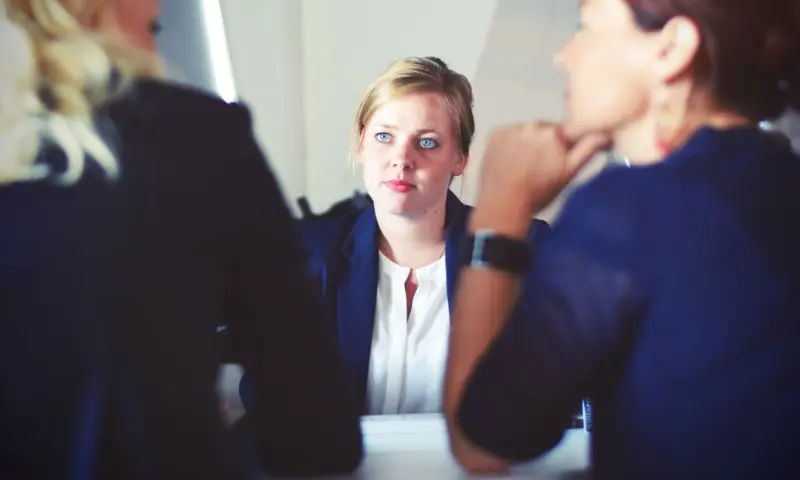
top-left (469, 194), bottom-right (532, 239)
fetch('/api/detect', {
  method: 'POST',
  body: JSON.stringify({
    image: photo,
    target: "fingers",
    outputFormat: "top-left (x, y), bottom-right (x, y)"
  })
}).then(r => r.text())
top-left (566, 133), bottom-right (611, 174)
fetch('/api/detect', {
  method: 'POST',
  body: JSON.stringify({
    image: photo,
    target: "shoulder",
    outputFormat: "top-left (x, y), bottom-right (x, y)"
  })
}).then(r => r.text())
top-left (298, 211), bottom-right (361, 270)
top-left (128, 78), bottom-right (245, 116)
top-left (558, 166), bottom-right (639, 227)
top-left (539, 167), bottom-right (642, 269)
top-left (106, 79), bottom-right (265, 188)
top-left (447, 193), bottom-right (551, 243)
top-left (299, 216), bottom-right (351, 252)
top-left (108, 78), bottom-right (253, 138)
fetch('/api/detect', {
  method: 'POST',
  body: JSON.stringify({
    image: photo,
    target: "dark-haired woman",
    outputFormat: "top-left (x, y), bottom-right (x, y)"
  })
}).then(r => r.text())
top-left (444, 0), bottom-right (800, 478)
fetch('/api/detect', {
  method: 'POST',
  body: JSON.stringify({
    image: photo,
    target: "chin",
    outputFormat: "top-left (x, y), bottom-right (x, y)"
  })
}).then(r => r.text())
top-left (561, 120), bottom-right (590, 143)
top-left (563, 116), bottom-right (615, 143)
top-left (562, 108), bottom-right (591, 139)
top-left (373, 193), bottom-right (414, 216)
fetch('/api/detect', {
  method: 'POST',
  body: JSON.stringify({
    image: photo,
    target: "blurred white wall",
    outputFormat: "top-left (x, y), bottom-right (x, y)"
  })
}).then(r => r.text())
top-left (157, 0), bottom-right (218, 93)
top-left (168, 0), bottom-right (800, 218)
top-left (219, 0), bottom-right (306, 212)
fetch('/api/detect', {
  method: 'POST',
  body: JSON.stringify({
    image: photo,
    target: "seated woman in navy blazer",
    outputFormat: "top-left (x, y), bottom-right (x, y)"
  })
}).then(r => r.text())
top-left (295, 57), bottom-right (549, 415)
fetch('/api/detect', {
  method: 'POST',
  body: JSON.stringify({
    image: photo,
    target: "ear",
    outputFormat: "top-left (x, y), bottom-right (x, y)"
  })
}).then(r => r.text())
top-left (80, 2), bottom-right (117, 30)
top-left (653, 16), bottom-right (701, 84)
top-left (452, 154), bottom-right (469, 176)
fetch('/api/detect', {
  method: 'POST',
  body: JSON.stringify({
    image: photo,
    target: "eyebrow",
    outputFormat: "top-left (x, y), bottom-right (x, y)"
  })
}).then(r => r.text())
top-left (375, 124), bottom-right (439, 134)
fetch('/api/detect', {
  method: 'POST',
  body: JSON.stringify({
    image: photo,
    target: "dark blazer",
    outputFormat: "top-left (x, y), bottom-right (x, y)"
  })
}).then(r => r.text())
top-left (0, 80), bottom-right (362, 479)
top-left (456, 126), bottom-right (800, 479)
top-left (298, 191), bottom-right (550, 412)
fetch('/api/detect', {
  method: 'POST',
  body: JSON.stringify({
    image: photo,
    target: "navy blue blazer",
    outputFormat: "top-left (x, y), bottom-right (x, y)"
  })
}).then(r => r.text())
top-left (298, 191), bottom-right (550, 412)
top-left (1, 80), bottom-right (362, 479)
top-left (456, 126), bottom-right (800, 479)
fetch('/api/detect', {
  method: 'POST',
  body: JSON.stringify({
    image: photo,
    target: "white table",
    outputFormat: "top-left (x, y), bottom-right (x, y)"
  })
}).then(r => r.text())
top-left (308, 414), bottom-right (591, 479)
top-left (220, 365), bottom-right (591, 478)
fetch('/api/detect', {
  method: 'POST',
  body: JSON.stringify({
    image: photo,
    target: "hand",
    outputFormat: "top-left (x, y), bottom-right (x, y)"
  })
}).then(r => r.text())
top-left (477, 122), bottom-right (610, 214)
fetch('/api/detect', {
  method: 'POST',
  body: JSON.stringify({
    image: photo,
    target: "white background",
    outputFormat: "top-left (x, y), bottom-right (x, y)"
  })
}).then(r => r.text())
top-left (160, 0), bottom-right (799, 220)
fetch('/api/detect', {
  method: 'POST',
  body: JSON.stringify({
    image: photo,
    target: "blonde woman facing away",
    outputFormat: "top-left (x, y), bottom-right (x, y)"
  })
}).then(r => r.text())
top-left (0, 0), bottom-right (362, 478)
top-left (243, 57), bottom-right (548, 415)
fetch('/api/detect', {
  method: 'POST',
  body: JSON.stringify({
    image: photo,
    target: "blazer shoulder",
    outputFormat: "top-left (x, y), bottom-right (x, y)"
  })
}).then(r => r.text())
top-left (109, 78), bottom-right (253, 135)
top-left (298, 213), bottom-right (359, 270)
top-left (445, 197), bottom-right (549, 243)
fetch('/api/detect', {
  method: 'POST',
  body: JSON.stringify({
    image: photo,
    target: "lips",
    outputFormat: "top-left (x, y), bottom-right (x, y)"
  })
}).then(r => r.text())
top-left (385, 179), bottom-right (414, 193)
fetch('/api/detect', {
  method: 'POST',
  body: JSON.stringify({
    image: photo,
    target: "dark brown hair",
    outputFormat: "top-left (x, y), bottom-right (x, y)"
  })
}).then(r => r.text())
top-left (625, 0), bottom-right (800, 120)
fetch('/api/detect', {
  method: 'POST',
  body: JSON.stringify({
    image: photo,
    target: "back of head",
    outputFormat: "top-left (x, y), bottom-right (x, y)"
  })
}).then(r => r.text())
top-left (786, 2), bottom-right (800, 113)
top-left (350, 56), bottom-right (475, 163)
top-left (627, 0), bottom-right (800, 121)
top-left (0, 0), bottom-right (159, 186)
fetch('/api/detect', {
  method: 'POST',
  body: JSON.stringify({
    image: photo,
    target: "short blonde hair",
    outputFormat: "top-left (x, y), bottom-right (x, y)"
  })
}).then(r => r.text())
top-left (0, 0), bottom-right (160, 186)
top-left (350, 56), bottom-right (475, 165)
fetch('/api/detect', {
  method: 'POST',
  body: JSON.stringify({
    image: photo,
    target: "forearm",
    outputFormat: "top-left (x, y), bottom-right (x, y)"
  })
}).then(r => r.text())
top-left (444, 199), bottom-right (533, 472)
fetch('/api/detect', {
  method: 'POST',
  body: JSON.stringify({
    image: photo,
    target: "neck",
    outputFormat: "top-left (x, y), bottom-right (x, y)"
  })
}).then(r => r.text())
top-left (376, 198), bottom-right (447, 269)
top-left (613, 111), bottom-right (661, 165)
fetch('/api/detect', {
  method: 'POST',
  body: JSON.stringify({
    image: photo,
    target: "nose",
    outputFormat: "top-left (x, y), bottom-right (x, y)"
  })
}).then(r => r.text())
top-left (390, 140), bottom-right (415, 170)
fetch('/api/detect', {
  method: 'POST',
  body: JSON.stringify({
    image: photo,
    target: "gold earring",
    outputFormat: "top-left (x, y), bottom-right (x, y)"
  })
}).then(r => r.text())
top-left (655, 104), bottom-right (681, 155)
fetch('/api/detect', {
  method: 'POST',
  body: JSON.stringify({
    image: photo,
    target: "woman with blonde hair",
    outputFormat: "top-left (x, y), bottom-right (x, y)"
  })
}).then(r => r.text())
top-left (0, 0), bottom-right (362, 478)
top-left (291, 56), bottom-right (548, 415)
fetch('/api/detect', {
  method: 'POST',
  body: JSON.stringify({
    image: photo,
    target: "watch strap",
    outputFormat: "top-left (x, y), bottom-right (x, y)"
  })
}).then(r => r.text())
top-left (460, 229), bottom-right (533, 275)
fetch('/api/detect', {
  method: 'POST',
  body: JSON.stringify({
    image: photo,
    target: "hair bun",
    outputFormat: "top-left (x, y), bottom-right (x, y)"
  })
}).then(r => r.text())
top-left (787, 4), bottom-right (800, 111)
top-left (424, 56), bottom-right (449, 70)
top-left (788, 60), bottom-right (800, 111)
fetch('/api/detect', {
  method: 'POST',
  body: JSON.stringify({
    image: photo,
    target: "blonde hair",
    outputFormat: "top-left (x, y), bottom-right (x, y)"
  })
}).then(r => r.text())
top-left (0, 0), bottom-right (160, 186)
top-left (350, 56), bottom-right (475, 166)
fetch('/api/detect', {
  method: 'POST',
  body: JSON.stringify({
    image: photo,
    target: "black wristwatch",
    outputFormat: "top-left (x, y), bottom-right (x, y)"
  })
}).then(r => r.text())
top-left (461, 229), bottom-right (533, 275)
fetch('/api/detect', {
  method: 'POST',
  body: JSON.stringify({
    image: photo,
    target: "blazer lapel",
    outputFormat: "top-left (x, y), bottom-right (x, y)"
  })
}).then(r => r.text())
top-left (337, 207), bottom-right (379, 412)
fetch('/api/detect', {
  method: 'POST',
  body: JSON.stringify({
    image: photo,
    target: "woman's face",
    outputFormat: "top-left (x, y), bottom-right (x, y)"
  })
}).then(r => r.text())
top-left (113, 0), bottom-right (161, 52)
top-left (112, 0), bottom-right (160, 52)
top-left (73, 0), bottom-right (160, 52)
top-left (358, 92), bottom-right (467, 219)
top-left (554, 0), bottom-right (657, 142)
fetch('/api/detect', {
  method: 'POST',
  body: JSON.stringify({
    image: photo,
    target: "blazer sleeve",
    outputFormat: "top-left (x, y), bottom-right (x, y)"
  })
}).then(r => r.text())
top-left (456, 172), bottom-right (645, 461)
top-left (218, 104), bottom-right (363, 476)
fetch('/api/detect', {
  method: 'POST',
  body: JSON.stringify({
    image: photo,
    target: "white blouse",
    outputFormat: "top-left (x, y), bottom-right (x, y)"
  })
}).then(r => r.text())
top-left (365, 251), bottom-right (450, 415)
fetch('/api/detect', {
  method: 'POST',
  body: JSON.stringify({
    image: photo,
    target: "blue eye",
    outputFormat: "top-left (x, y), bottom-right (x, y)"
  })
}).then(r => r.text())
top-left (419, 138), bottom-right (438, 149)
top-left (375, 132), bottom-right (391, 143)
